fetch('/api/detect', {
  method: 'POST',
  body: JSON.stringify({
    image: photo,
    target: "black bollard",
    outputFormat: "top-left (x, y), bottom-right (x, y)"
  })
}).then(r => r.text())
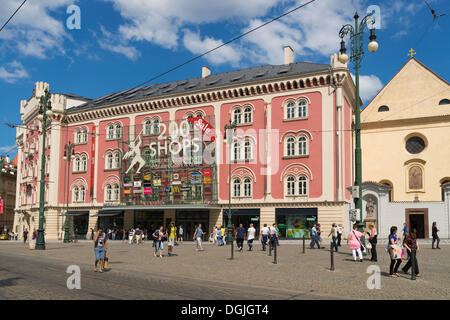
top-left (302, 237), bottom-right (305, 254)
top-left (330, 241), bottom-right (335, 271)
top-left (273, 239), bottom-right (277, 264)
top-left (411, 248), bottom-right (416, 280)
top-left (269, 238), bottom-right (272, 256)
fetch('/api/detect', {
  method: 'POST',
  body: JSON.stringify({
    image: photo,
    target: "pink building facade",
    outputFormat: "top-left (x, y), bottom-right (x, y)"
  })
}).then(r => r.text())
top-left (14, 50), bottom-right (356, 240)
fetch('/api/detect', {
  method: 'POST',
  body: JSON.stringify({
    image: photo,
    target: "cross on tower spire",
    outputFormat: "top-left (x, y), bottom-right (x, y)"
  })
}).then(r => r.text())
top-left (408, 48), bottom-right (416, 58)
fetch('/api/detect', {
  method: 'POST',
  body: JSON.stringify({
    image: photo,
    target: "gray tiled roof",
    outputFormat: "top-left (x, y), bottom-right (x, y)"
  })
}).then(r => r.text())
top-left (57, 93), bottom-right (92, 101)
top-left (67, 61), bottom-right (330, 113)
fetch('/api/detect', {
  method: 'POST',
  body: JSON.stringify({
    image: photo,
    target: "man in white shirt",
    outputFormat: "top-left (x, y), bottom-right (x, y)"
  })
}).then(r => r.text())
top-left (128, 228), bottom-right (135, 244)
top-left (269, 224), bottom-right (277, 250)
top-left (337, 224), bottom-right (343, 247)
top-left (247, 224), bottom-right (256, 251)
top-left (260, 224), bottom-right (269, 251)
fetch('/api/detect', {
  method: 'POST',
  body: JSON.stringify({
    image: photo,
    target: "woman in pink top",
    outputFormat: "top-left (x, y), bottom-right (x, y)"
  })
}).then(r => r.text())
top-left (347, 224), bottom-right (364, 262)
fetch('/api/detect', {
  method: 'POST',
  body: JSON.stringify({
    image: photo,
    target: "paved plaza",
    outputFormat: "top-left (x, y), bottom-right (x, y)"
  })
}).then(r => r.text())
top-left (0, 240), bottom-right (449, 300)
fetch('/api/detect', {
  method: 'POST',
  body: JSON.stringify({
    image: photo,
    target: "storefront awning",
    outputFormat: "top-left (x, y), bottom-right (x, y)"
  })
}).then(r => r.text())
top-left (275, 208), bottom-right (318, 215)
top-left (99, 205), bottom-right (221, 211)
top-left (58, 211), bottom-right (90, 217)
top-left (91, 210), bottom-right (124, 217)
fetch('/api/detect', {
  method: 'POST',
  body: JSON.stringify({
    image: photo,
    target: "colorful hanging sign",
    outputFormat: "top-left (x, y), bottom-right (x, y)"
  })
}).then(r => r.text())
top-left (203, 169), bottom-right (211, 177)
top-left (123, 183), bottom-right (133, 187)
top-left (191, 180), bottom-right (202, 184)
top-left (143, 175), bottom-right (151, 181)
top-left (144, 188), bottom-right (152, 195)
top-left (123, 189), bottom-right (131, 195)
top-left (0, 199), bottom-right (4, 214)
top-left (134, 181), bottom-right (141, 187)
top-left (153, 179), bottom-right (161, 186)
top-left (187, 116), bottom-right (216, 142)
top-left (203, 177), bottom-right (211, 184)
top-left (172, 181), bottom-right (181, 185)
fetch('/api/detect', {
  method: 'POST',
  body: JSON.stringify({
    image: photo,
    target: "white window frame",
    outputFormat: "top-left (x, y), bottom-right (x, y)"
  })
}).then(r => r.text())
top-left (106, 184), bottom-right (112, 201)
top-left (243, 178), bottom-right (252, 197)
top-left (298, 175), bottom-right (308, 195)
top-left (233, 108), bottom-right (242, 124)
top-left (243, 106), bottom-right (252, 124)
top-left (233, 178), bottom-right (241, 197)
top-left (298, 135), bottom-right (308, 156)
top-left (107, 125), bottom-right (114, 140)
top-left (286, 176), bottom-right (295, 196)
top-left (285, 136), bottom-right (295, 156)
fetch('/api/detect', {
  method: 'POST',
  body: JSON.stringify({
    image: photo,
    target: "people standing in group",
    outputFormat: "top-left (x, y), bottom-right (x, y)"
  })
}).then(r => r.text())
top-left (328, 223), bottom-right (338, 252)
top-left (93, 228), bottom-right (107, 273)
top-left (247, 223), bottom-right (256, 251)
top-left (402, 228), bottom-right (420, 277)
top-left (178, 225), bottom-right (183, 244)
top-left (432, 222), bottom-right (440, 249)
top-left (388, 226), bottom-right (402, 277)
top-left (260, 224), bottom-right (269, 251)
top-left (167, 222), bottom-right (177, 257)
top-left (236, 223), bottom-right (246, 252)
top-left (194, 224), bottom-right (205, 251)
top-left (309, 224), bottom-right (321, 249)
top-left (367, 223), bottom-right (378, 262)
top-left (152, 226), bottom-right (166, 258)
top-left (347, 224), bottom-right (364, 262)
top-left (337, 224), bottom-right (343, 247)
top-left (23, 229), bottom-right (28, 244)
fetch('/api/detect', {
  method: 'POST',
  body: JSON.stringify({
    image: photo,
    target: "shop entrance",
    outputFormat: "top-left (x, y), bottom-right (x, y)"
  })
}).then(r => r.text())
top-left (275, 208), bottom-right (317, 239)
top-left (97, 211), bottom-right (124, 233)
top-left (406, 209), bottom-right (429, 238)
top-left (66, 211), bottom-right (89, 240)
top-left (224, 209), bottom-right (260, 235)
top-left (135, 210), bottom-right (164, 235)
top-left (176, 210), bottom-right (209, 241)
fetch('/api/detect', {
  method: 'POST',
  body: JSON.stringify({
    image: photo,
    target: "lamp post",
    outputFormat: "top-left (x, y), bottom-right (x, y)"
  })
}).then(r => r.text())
top-left (224, 119), bottom-right (237, 260)
top-left (35, 88), bottom-right (53, 250)
top-left (63, 142), bottom-right (75, 243)
top-left (338, 12), bottom-right (378, 235)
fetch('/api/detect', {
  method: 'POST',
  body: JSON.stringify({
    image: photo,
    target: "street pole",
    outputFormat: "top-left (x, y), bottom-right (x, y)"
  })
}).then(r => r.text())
top-left (35, 88), bottom-right (53, 250)
top-left (338, 12), bottom-right (378, 239)
top-left (64, 142), bottom-right (75, 243)
top-left (224, 120), bottom-right (236, 260)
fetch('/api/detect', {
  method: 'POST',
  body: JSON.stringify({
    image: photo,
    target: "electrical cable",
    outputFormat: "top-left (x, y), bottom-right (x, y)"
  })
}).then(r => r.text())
top-left (0, 0), bottom-right (27, 33)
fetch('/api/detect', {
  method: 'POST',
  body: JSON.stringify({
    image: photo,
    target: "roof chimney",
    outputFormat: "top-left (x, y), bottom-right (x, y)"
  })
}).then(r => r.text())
top-left (202, 66), bottom-right (211, 78)
top-left (284, 46), bottom-right (294, 65)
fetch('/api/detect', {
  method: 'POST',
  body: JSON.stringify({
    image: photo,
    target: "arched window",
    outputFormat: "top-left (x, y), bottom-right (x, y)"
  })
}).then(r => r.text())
top-left (81, 156), bottom-right (87, 171)
top-left (74, 157), bottom-right (81, 172)
top-left (144, 149), bottom-right (151, 165)
top-left (233, 108), bottom-right (242, 124)
top-left (378, 105), bottom-right (389, 112)
top-left (113, 184), bottom-right (119, 201)
top-left (233, 142), bottom-right (241, 161)
top-left (439, 99), bottom-right (450, 105)
top-left (107, 125), bottom-right (114, 139)
top-left (298, 100), bottom-right (307, 118)
top-left (75, 129), bottom-right (82, 144)
top-left (79, 186), bottom-right (86, 202)
top-left (286, 101), bottom-right (295, 119)
top-left (106, 153), bottom-right (113, 169)
top-left (186, 113), bottom-right (194, 130)
top-left (298, 136), bottom-right (307, 155)
top-left (243, 107), bottom-right (252, 124)
top-left (196, 112), bottom-right (203, 118)
top-left (152, 118), bottom-right (160, 135)
top-left (105, 184), bottom-right (112, 201)
top-left (298, 175), bottom-right (307, 195)
top-left (114, 152), bottom-right (120, 169)
top-left (244, 178), bottom-right (252, 197)
top-left (73, 186), bottom-right (79, 202)
top-left (82, 128), bottom-right (88, 143)
top-left (286, 176), bottom-right (295, 196)
top-left (144, 120), bottom-right (152, 135)
top-left (115, 124), bottom-right (122, 138)
top-left (244, 140), bottom-right (252, 160)
top-left (193, 141), bottom-right (203, 165)
top-left (286, 137), bottom-right (295, 156)
top-left (233, 178), bottom-right (241, 197)
top-left (441, 179), bottom-right (450, 201)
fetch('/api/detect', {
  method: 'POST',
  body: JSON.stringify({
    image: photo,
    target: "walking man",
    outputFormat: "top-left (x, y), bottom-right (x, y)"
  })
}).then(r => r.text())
top-left (93, 228), bottom-right (107, 273)
top-left (260, 224), bottom-right (269, 251)
top-left (135, 228), bottom-right (142, 244)
top-left (194, 224), bottom-right (206, 251)
top-left (128, 228), bottom-right (135, 244)
top-left (337, 224), bottom-right (343, 246)
top-left (247, 223), bottom-right (256, 251)
top-left (269, 224), bottom-right (277, 250)
top-left (309, 224), bottom-right (321, 249)
top-left (432, 221), bottom-right (440, 249)
top-left (23, 229), bottom-right (28, 244)
top-left (178, 225), bottom-right (184, 244)
top-left (152, 226), bottom-right (165, 258)
top-left (168, 222), bottom-right (177, 257)
top-left (236, 223), bottom-right (246, 252)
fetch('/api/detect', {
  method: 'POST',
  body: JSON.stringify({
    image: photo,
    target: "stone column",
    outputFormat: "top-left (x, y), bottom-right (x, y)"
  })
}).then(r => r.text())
top-left (260, 206), bottom-right (275, 228)
top-left (164, 209), bottom-right (176, 228)
top-left (124, 210), bottom-right (134, 230)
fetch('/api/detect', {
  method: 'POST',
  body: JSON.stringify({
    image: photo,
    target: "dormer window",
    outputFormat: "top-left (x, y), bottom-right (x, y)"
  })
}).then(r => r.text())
top-left (378, 105), bottom-right (389, 112)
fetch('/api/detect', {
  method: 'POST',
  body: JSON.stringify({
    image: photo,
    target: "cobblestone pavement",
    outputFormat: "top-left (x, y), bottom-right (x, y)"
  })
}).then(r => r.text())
top-left (0, 240), bottom-right (449, 300)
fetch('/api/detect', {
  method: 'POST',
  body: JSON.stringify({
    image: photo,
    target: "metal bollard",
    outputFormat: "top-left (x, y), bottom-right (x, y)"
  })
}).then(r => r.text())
top-left (411, 247), bottom-right (416, 280)
top-left (273, 239), bottom-right (277, 264)
top-left (302, 237), bottom-right (305, 254)
top-left (269, 238), bottom-right (272, 256)
top-left (330, 241), bottom-right (335, 271)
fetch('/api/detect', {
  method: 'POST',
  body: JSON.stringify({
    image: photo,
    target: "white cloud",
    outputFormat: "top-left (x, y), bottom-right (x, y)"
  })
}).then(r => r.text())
top-left (182, 30), bottom-right (242, 66)
top-left (98, 25), bottom-right (140, 61)
top-left (351, 73), bottom-right (383, 103)
top-left (0, 144), bottom-right (17, 154)
top-left (0, 61), bottom-right (29, 83)
top-left (0, 0), bottom-right (75, 58)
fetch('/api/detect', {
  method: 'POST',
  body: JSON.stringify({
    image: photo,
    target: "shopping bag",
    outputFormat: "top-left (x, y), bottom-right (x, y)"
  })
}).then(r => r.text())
top-left (366, 242), bottom-right (372, 250)
top-left (388, 245), bottom-right (406, 259)
top-left (104, 257), bottom-right (109, 270)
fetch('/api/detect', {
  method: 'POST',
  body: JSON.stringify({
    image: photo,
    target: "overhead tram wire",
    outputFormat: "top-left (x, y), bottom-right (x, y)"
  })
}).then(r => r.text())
top-left (0, 0), bottom-right (28, 33)
top-left (134, 0), bottom-right (318, 88)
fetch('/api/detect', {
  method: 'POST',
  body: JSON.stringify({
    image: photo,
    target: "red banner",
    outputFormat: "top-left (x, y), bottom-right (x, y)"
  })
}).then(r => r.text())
top-left (187, 117), bottom-right (216, 142)
top-left (0, 199), bottom-right (4, 214)
top-left (90, 125), bottom-right (96, 197)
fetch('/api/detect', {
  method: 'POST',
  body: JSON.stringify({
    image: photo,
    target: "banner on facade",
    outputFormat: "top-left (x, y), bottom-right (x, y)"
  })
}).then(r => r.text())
top-left (202, 169), bottom-right (211, 177)
top-left (144, 188), bottom-right (152, 195)
top-left (90, 125), bottom-right (96, 197)
top-left (203, 177), bottom-right (211, 184)
top-left (187, 116), bottom-right (216, 142)
top-left (123, 189), bottom-right (131, 195)
top-left (0, 199), bottom-right (4, 214)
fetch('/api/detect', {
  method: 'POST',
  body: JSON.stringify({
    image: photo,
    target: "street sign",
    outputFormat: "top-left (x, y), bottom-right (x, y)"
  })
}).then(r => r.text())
top-left (352, 186), bottom-right (360, 198)
top-left (0, 199), bottom-right (4, 214)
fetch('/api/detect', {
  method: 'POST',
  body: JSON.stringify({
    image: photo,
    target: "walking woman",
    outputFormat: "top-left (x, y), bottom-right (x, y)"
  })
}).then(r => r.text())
top-left (328, 223), bottom-right (338, 252)
top-left (432, 222), bottom-right (440, 249)
top-left (347, 224), bottom-right (363, 262)
top-left (367, 223), bottom-right (378, 262)
top-left (388, 226), bottom-right (402, 277)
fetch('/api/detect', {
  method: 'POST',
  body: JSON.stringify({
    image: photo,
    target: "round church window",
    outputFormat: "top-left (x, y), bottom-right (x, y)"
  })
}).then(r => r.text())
top-left (406, 136), bottom-right (425, 154)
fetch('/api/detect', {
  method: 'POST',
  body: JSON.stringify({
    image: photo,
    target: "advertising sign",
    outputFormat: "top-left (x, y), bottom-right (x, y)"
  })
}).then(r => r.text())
top-left (153, 179), bottom-right (161, 186)
top-left (143, 175), bottom-right (151, 181)
top-left (0, 199), bottom-right (4, 214)
top-left (123, 183), bottom-right (133, 187)
top-left (203, 177), bottom-right (211, 184)
top-left (123, 189), bottom-right (131, 195)
top-left (133, 189), bottom-right (142, 194)
top-left (144, 188), bottom-right (152, 195)
top-left (134, 181), bottom-right (142, 187)
top-left (187, 116), bottom-right (216, 142)
top-left (203, 169), bottom-right (211, 177)
top-left (191, 180), bottom-right (201, 184)
top-left (172, 181), bottom-right (181, 185)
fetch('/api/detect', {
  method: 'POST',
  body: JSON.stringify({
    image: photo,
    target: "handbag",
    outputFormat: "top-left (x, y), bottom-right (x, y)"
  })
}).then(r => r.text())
top-left (366, 241), bottom-right (372, 249)
top-left (353, 231), bottom-right (366, 254)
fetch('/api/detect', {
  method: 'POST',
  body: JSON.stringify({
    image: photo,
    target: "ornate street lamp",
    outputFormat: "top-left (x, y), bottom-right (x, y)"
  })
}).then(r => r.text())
top-left (338, 12), bottom-right (378, 236)
top-left (63, 142), bottom-right (75, 243)
top-left (223, 119), bottom-right (237, 260)
top-left (36, 88), bottom-right (53, 250)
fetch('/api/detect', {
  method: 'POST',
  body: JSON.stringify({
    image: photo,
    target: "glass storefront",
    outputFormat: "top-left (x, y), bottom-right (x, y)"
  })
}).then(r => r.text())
top-left (176, 210), bottom-right (209, 241)
top-left (134, 210), bottom-right (164, 234)
top-left (275, 208), bottom-right (317, 239)
top-left (97, 211), bottom-right (124, 232)
top-left (67, 211), bottom-right (89, 240)
top-left (224, 209), bottom-right (260, 235)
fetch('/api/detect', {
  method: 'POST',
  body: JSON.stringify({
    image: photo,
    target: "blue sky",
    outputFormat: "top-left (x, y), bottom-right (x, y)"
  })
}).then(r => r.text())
top-left (0, 0), bottom-right (449, 158)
